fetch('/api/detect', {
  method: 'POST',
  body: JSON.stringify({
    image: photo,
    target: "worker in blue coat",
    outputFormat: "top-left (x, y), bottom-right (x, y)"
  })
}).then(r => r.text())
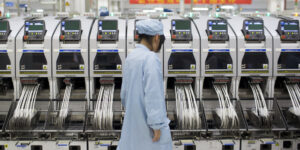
top-left (117, 19), bottom-right (172, 150)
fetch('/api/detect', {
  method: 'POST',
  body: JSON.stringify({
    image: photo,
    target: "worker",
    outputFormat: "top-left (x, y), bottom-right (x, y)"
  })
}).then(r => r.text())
top-left (117, 19), bottom-right (172, 150)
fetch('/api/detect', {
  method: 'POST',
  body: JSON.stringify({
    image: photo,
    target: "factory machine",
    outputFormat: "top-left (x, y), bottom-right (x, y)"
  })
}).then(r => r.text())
top-left (45, 17), bottom-right (94, 150)
top-left (162, 16), bottom-right (205, 149)
top-left (87, 16), bottom-right (126, 150)
top-left (0, 17), bottom-right (24, 149)
top-left (262, 15), bottom-right (300, 150)
top-left (195, 16), bottom-right (244, 150)
top-left (1, 16), bottom-right (61, 150)
top-left (228, 16), bottom-right (273, 102)
top-left (227, 16), bottom-right (287, 150)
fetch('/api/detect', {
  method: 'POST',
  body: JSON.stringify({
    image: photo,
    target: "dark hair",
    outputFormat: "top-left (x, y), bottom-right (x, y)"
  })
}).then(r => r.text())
top-left (138, 34), bottom-right (154, 44)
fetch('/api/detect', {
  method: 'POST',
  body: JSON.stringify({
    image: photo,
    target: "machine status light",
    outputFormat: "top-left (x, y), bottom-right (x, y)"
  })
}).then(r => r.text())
top-left (6, 12), bottom-right (10, 18)
top-left (172, 34), bottom-right (176, 39)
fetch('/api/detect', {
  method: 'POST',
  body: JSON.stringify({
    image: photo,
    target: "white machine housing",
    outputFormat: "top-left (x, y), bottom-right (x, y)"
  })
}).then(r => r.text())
top-left (0, 17), bottom-right (24, 100)
top-left (262, 16), bottom-right (300, 97)
top-left (228, 16), bottom-right (273, 99)
top-left (15, 16), bottom-right (60, 100)
top-left (52, 16), bottom-right (94, 101)
top-left (196, 16), bottom-right (237, 99)
top-left (163, 16), bottom-right (200, 98)
top-left (89, 16), bottom-right (126, 99)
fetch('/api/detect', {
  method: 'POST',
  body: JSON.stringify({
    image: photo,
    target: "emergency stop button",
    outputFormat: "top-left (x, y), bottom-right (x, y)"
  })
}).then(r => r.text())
top-left (245, 34), bottom-right (250, 39)
top-left (208, 35), bottom-right (213, 39)
top-left (23, 35), bottom-right (28, 40)
top-left (98, 35), bottom-right (102, 40)
top-left (172, 34), bottom-right (176, 39)
top-left (60, 35), bottom-right (65, 40)
top-left (281, 35), bottom-right (286, 40)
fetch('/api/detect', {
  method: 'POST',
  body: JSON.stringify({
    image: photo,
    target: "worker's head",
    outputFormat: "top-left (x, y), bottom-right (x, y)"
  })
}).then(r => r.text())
top-left (136, 19), bottom-right (165, 52)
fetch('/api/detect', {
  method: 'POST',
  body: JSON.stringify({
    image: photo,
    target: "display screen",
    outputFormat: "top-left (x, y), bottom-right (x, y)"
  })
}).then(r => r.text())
top-left (210, 21), bottom-right (227, 31)
top-left (247, 21), bottom-right (263, 30)
top-left (101, 20), bottom-right (117, 30)
top-left (28, 21), bottom-right (44, 31)
top-left (0, 21), bottom-right (8, 31)
top-left (64, 20), bottom-right (80, 30)
top-left (174, 20), bottom-right (191, 30)
top-left (284, 22), bottom-right (299, 31)
top-left (212, 24), bottom-right (227, 30)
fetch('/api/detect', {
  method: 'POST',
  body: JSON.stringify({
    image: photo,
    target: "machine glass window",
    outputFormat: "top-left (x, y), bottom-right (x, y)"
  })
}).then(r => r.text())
top-left (242, 52), bottom-right (268, 69)
top-left (57, 52), bottom-right (84, 70)
top-left (0, 53), bottom-right (10, 70)
top-left (278, 52), bottom-right (300, 69)
top-left (205, 52), bottom-right (233, 69)
top-left (94, 53), bottom-right (122, 70)
top-left (168, 52), bottom-right (196, 70)
top-left (20, 53), bottom-right (47, 70)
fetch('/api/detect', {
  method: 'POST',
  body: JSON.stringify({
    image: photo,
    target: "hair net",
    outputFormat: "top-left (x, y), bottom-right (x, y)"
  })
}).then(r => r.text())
top-left (136, 19), bottom-right (164, 36)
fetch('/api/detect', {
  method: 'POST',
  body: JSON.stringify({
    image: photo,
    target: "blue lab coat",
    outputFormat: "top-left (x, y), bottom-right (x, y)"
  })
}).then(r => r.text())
top-left (117, 44), bottom-right (172, 150)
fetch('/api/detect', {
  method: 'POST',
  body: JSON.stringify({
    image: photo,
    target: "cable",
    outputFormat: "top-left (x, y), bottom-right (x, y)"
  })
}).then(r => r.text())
top-left (57, 84), bottom-right (72, 128)
top-left (93, 84), bottom-right (115, 130)
top-left (213, 83), bottom-right (239, 129)
top-left (285, 81), bottom-right (300, 116)
top-left (10, 84), bottom-right (40, 128)
top-left (249, 82), bottom-right (269, 118)
top-left (175, 84), bottom-right (200, 130)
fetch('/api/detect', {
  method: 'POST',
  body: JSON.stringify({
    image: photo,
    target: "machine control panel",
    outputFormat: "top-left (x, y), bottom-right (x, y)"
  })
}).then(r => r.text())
top-left (97, 20), bottom-right (118, 41)
top-left (242, 19), bottom-right (265, 41)
top-left (277, 19), bottom-right (300, 41)
top-left (207, 19), bottom-right (229, 41)
top-left (0, 20), bottom-right (10, 41)
top-left (24, 20), bottom-right (46, 41)
top-left (60, 20), bottom-right (82, 41)
top-left (170, 19), bottom-right (192, 41)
